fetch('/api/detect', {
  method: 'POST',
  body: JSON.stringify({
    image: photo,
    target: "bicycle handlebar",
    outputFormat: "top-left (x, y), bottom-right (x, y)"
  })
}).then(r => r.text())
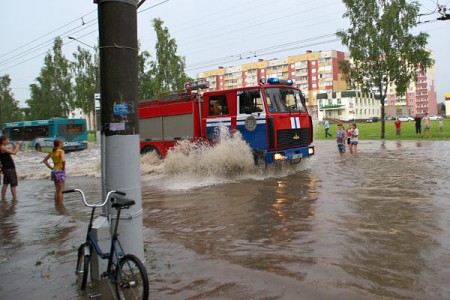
top-left (62, 189), bottom-right (126, 208)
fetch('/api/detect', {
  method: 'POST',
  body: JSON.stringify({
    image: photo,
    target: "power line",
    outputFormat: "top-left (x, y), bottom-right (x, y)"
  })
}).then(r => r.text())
top-left (0, 10), bottom-right (96, 60)
top-left (0, 0), bottom-right (169, 73)
top-left (0, 23), bottom-right (97, 68)
top-left (185, 36), bottom-right (340, 72)
top-left (1, 0), bottom-right (447, 89)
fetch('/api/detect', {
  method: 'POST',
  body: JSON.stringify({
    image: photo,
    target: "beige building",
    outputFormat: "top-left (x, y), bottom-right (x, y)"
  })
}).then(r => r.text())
top-left (197, 50), bottom-right (349, 108)
top-left (317, 91), bottom-right (380, 122)
top-left (197, 49), bottom-right (438, 120)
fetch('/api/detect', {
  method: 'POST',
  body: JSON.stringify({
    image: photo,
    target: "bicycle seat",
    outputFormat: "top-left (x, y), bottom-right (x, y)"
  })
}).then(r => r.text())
top-left (111, 197), bottom-right (135, 209)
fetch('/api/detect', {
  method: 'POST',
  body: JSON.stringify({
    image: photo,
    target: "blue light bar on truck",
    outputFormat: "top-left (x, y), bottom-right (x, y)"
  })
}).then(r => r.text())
top-left (267, 78), bottom-right (293, 86)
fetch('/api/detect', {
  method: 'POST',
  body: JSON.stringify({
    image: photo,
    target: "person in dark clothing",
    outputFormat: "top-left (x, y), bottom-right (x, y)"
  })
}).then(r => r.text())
top-left (414, 115), bottom-right (422, 137)
top-left (0, 136), bottom-right (22, 201)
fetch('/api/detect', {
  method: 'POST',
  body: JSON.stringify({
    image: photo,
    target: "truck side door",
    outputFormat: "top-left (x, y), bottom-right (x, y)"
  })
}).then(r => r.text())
top-left (236, 89), bottom-right (267, 150)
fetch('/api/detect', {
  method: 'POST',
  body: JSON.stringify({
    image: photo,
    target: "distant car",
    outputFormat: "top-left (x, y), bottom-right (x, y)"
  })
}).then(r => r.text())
top-left (429, 115), bottom-right (443, 121)
top-left (397, 115), bottom-right (414, 122)
top-left (366, 117), bottom-right (379, 123)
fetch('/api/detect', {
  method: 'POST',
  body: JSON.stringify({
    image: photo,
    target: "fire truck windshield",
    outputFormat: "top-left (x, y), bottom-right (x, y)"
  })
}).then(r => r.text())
top-left (264, 87), bottom-right (307, 113)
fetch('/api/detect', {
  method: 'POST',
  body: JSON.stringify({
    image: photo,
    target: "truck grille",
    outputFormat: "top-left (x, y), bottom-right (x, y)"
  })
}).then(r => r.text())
top-left (277, 128), bottom-right (311, 149)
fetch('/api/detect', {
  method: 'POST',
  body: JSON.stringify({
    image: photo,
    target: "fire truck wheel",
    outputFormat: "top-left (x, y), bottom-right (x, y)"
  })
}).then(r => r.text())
top-left (141, 145), bottom-right (161, 158)
top-left (252, 151), bottom-right (266, 166)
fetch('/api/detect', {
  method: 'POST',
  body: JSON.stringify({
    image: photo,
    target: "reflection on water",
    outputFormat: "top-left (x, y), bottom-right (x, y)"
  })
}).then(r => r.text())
top-left (2, 140), bottom-right (450, 299)
top-left (0, 200), bottom-right (19, 257)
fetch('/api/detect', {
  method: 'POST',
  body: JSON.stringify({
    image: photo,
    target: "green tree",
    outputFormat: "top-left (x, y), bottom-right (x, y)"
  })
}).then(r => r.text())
top-left (71, 46), bottom-right (98, 117)
top-left (0, 74), bottom-right (23, 126)
top-left (337, 0), bottom-right (434, 138)
top-left (137, 43), bottom-right (154, 100)
top-left (27, 37), bottom-right (73, 119)
top-left (138, 18), bottom-right (192, 99)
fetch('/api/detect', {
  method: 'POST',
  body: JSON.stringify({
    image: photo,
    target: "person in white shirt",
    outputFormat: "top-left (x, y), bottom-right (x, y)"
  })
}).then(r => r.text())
top-left (350, 123), bottom-right (359, 155)
top-left (324, 120), bottom-right (332, 138)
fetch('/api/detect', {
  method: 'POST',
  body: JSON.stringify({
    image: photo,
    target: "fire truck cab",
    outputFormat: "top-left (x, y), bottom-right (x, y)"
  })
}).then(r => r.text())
top-left (138, 78), bottom-right (314, 164)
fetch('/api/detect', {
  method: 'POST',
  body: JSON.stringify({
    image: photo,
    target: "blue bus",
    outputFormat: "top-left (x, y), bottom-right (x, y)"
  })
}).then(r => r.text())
top-left (2, 118), bottom-right (88, 152)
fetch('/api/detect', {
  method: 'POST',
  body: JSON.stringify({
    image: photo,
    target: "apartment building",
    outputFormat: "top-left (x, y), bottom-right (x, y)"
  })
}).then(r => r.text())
top-left (385, 53), bottom-right (437, 117)
top-left (197, 50), bottom-right (349, 107)
top-left (197, 49), bottom-right (437, 119)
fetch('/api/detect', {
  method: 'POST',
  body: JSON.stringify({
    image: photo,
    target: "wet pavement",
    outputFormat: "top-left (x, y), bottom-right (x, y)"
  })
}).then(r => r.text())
top-left (1, 140), bottom-right (450, 299)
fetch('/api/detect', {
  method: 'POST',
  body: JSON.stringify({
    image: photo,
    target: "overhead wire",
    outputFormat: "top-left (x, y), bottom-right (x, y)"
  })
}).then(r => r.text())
top-left (0, 9), bottom-right (96, 59)
top-left (0, 0), bottom-right (169, 73)
top-left (1, 0), bottom-right (447, 82)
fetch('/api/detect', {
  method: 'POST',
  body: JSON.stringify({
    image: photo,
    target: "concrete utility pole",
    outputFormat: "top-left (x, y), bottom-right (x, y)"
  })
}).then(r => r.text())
top-left (94, 0), bottom-right (144, 261)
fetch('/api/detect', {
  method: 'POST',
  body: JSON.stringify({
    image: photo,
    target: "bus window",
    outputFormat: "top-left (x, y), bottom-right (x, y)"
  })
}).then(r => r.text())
top-left (5, 128), bottom-right (19, 140)
top-left (67, 124), bottom-right (85, 132)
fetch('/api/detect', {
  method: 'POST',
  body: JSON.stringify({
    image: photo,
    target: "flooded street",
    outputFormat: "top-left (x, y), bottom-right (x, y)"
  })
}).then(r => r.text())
top-left (1, 139), bottom-right (450, 299)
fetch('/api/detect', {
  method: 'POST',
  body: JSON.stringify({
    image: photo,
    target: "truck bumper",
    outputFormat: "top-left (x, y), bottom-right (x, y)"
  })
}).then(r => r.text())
top-left (265, 145), bottom-right (315, 164)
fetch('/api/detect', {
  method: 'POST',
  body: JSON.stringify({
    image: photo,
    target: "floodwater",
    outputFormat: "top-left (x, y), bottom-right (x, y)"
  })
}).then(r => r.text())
top-left (1, 136), bottom-right (450, 300)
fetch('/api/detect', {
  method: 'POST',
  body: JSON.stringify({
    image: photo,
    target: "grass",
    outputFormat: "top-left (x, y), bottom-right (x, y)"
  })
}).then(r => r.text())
top-left (87, 121), bottom-right (448, 142)
top-left (314, 120), bottom-right (449, 141)
top-left (88, 133), bottom-right (96, 142)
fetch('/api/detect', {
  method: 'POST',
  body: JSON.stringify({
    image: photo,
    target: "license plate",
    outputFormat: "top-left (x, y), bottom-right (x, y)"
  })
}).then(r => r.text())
top-left (292, 153), bottom-right (303, 160)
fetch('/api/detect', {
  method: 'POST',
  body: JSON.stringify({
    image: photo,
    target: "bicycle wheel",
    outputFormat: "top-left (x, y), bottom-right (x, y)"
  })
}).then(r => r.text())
top-left (75, 244), bottom-right (89, 290)
top-left (115, 254), bottom-right (149, 300)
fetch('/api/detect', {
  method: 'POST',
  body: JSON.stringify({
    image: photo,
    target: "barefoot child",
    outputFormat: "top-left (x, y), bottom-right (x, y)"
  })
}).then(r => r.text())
top-left (43, 139), bottom-right (66, 203)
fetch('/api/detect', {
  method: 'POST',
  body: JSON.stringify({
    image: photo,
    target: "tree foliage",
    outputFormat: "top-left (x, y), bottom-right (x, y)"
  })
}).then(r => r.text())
top-left (138, 18), bottom-right (192, 99)
top-left (337, 0), bottom-right (434, 138)
top-left (0, 74), bottom-right (22, 126)
top-left (137, 43), bottom-right (154, 99)
top-left (71, 46), bottom-right (98, 116)
top-left (27, 37), bottom-right (73, 120)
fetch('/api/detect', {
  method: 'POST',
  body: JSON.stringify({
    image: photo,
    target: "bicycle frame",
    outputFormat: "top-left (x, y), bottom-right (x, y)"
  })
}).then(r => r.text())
top-left (67, 188), bottom-right (149, 299)
top-left (83, 204), bottom-right (126, 280)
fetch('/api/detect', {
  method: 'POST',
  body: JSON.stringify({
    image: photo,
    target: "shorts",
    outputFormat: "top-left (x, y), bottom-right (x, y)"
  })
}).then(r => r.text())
top-left (51, 170), bottom-right (66, 183)
top-left (347, 138), bottom-right (351, 144)
top-left (424, 124), bottom-right (430, 129)
top-left (3, 169), bottom-right (18, 187)
top-left (351, 141), bottom-right (359, 145)
top-left (337, 143), bottom-right (346, 153)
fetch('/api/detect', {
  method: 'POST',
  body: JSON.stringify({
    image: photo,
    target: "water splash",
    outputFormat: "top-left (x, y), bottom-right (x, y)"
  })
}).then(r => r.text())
top-left (140, 126), bottom-right (257, 190)
top-left (164, 127), bottom-right (255, 177)
top-left (16, 127), bottom-right (309, 190)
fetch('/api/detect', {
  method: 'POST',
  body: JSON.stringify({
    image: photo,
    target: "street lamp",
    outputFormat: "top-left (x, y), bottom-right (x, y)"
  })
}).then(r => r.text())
top-left (68, 36), bottom-right (99, 134)
top-left (68, 36), bottom-right (95, 50)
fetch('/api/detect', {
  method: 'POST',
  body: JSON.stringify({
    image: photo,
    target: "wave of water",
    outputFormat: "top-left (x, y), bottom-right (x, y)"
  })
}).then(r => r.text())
top-left (15, 128), bottom-right (308, 190)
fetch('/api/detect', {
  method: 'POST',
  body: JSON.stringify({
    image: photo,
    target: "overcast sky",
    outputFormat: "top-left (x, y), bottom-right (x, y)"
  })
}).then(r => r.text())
top-left (1, 0), bottom-right (449, 107)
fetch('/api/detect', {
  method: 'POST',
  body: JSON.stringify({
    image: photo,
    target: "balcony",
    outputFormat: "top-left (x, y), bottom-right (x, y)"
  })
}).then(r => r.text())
top-left (319, 104), bottom-right (345, 111)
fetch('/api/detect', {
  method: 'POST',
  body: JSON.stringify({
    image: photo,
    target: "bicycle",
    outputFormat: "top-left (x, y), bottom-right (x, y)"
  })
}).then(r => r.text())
top-left (63, 188), bottom-right (149, 300)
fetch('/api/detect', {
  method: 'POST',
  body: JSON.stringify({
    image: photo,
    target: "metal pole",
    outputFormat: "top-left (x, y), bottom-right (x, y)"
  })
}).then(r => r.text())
top-left (95, 0), bottom-right (144, 262)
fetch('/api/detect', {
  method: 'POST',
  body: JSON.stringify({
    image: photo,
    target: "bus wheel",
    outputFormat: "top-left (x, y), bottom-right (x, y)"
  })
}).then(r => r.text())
top-left (140, 146), bottom-right (161, 158)
top-left (35, 144), bottom-right (42, 152)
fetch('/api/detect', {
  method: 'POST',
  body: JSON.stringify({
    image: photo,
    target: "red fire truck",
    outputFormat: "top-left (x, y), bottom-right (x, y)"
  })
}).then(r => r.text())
top-left (138, 78), bottom-right (314, 164)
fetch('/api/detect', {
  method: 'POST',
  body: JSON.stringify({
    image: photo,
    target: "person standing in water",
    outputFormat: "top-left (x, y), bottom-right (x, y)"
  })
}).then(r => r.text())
top-left (42, 139), bottom-right (66, 204)
top-left (336, 123), bottom-right (347, 159)
top-left (350, 123), bottom-right (359, 155)
top-left (0, 136), bottom-right (22, 201)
